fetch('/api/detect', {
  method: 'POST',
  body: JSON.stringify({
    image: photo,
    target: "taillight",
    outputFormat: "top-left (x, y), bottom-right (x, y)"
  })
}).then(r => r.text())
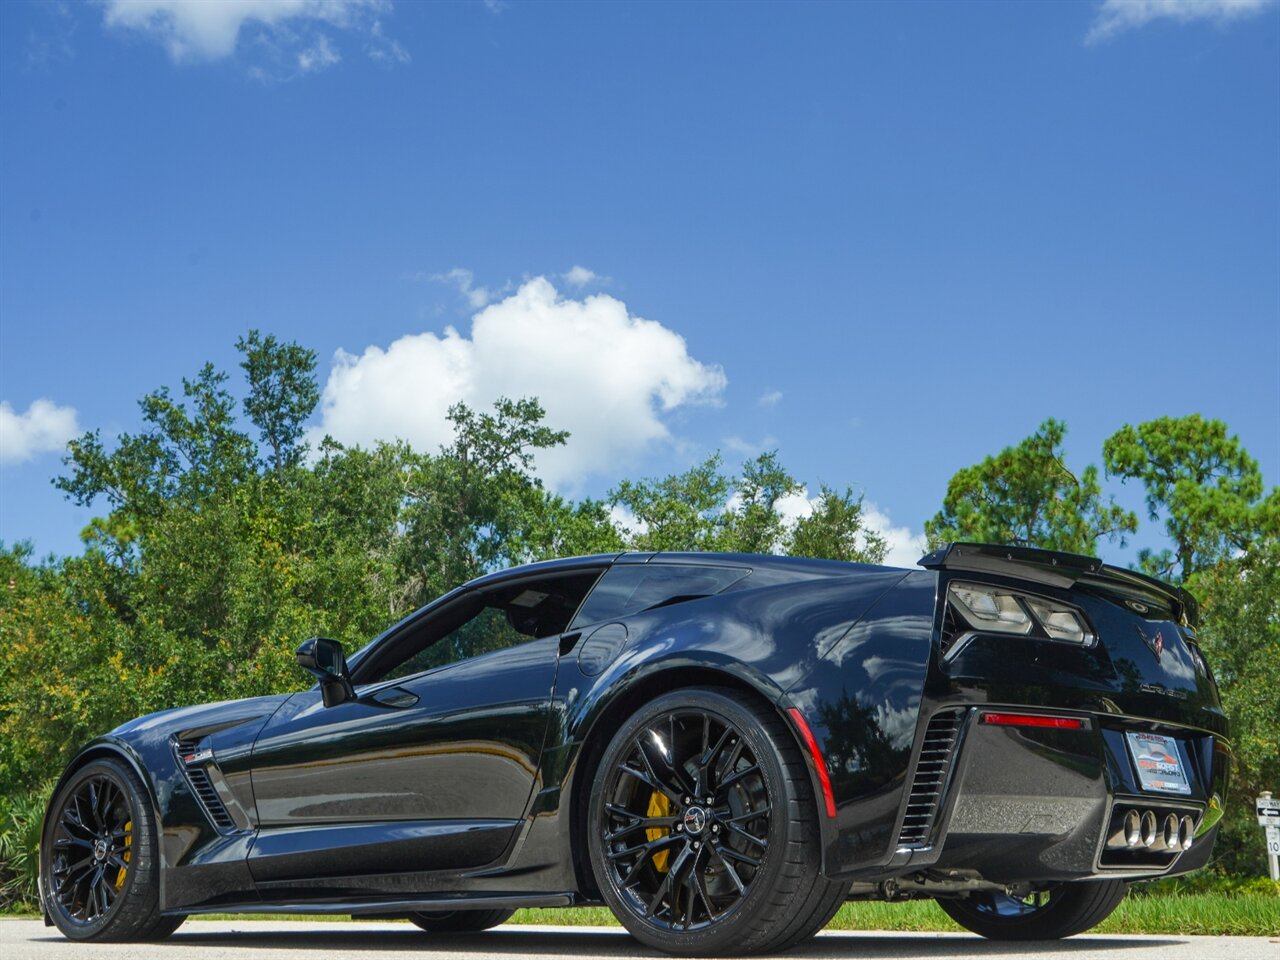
top-left (944, 581), bottom-right (1094, 659)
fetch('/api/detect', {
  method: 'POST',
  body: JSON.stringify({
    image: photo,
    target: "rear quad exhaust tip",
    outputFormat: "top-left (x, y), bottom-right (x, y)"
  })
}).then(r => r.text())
top-left (1140, 810), bottom-right (1158, 848)
top-left (1161, 813), bottom-right (1180, 850)
top-left (1123, 809), bottom-right (1142, 848)
top-left (1179, 815), bottom-right (1196, 851)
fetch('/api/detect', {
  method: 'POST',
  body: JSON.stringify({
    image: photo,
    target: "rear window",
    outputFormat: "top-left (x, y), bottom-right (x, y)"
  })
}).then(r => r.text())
top-left (570, 564), bottom-right (750, 629)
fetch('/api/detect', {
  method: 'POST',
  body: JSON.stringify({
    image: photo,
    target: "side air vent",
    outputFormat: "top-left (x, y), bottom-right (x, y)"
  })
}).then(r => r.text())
top-left (898, 710), bottom-right (965, 847)
top-left (173, 737), bottom-right (236, 831)
top-left (938, 602), bottom-right (963, 658)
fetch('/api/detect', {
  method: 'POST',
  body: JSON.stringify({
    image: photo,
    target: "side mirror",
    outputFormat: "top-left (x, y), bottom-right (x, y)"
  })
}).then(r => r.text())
top-left (296, 637), bottom-right (354, 708)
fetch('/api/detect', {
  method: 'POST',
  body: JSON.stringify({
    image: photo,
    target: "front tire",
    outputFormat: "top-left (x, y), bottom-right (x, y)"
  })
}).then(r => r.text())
top-left (407, 908), bottom-right (514, 932)
top-left (41, 758), bottom-right (181, 941)
top-left (587, 687), bottom-right (846, 956)
top-left (936, 880), bottom-right (1128, 940)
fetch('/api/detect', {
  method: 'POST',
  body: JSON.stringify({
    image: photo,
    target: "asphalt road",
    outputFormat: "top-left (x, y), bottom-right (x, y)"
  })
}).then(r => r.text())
top-left (3, 921), bottom-right (1279, 960)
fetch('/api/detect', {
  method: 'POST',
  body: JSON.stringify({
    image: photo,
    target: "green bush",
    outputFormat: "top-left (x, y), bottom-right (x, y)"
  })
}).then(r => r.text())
top-left (0, 783), bottom-right (50, 912)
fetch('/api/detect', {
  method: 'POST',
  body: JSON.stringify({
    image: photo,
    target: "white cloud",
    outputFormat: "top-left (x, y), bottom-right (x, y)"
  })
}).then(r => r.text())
top-left (100, 0), bottom-right (402, 70)
top-left (1086, 0), bottom-right (1275, 44)
top-left (0, 398), bottom-right (80, 466)
top-left (723, 434), bottom-right (777, 457)
top-left (312, 276), bottom-right (727, 487)
top-left (757, 389), bottom-right (783, 408)
top-left (861, 503), bottom-right (928, 569)
top-left (562, 265), bottom-right (599, 288)
top-left (608, 502), bottom-right (647, 539)
top-left (365, 18), bottom-right (409, 64)
top-left (297, 33), bottom-right (339, 73)
top-left (773, 490), bottom-right (814, 527)
top-left (429, 267), bottom-right (500, 309)
top-left (25, 1), bottom-right (77, 67)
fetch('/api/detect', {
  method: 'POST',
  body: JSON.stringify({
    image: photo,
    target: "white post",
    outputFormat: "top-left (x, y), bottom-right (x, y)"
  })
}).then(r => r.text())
top-left (1258, 791), bottom-right (1280, 882)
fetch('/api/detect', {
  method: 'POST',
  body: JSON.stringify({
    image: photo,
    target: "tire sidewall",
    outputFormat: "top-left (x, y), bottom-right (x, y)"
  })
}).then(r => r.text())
top-left (587, 687), bottom-right (795, 954)
top-left (41, 759), bottom-right (150, 941)
top-left (408, 908), bottom-right (515, 932)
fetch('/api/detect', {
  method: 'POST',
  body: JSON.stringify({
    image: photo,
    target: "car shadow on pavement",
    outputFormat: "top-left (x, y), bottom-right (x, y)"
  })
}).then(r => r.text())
top-left (120, 927), bottom-right (1191, 957)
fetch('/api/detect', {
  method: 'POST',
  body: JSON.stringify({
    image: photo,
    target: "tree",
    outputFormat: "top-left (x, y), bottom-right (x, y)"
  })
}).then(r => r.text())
top-left (54, 362), bottom-right (253, 523)
top-left (1103, 415), bottom-right (1275, 581)
top-left (610, 454), bottom-right (735, 552)
top-left (393, 397), bottom-right (603, 610)
top-left (925, 419), bottom-right (1137, 555)
top-left (788, 485), bottom-right (888, 564)
top-left (50, 335), bottom-right (401, 707)
top-left (722, 452), bottom-right (805, 554)
top-left (611, 452), bottom-right (888, 563)
top-left (1189, 535), bottom-right (1280, 875)
top-left (238, 330), bottom-right (320, 474)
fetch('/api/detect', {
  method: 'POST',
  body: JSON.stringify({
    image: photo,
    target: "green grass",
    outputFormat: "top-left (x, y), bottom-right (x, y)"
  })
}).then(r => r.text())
top-left (8, 890), bottom-right (1277, 937)
top-left (511, 893), bottom-right (1280, 937)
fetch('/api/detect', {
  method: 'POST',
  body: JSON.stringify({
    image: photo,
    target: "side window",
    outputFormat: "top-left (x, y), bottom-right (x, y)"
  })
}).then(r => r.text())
top-left (362, 570), bottom-right (602, 685)
top-left (570, 564), bottom-right (750, 629)
top-left (383, 606), bottom-right (525, 681)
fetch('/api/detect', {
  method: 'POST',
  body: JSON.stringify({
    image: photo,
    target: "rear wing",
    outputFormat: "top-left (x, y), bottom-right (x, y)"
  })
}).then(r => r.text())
top-left (918, 542), bottom-right (1198, 628)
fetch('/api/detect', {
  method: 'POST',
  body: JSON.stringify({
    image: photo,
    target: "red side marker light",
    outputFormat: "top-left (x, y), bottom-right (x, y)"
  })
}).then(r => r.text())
top-left (980, 712), bottom-right (1085, 730)
top-left (787, 707), bottom-right (837, 818)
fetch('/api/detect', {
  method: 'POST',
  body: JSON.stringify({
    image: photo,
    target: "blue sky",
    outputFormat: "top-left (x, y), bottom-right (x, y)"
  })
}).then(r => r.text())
top-left (1, 0), bottom-right (1277, 568)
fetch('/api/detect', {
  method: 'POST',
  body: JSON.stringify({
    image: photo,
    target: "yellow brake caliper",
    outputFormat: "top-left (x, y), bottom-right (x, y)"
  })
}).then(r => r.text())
top-left (114, 820), bottom-right (132, 891)
top-left (646, 792), bottom-right (671, 873)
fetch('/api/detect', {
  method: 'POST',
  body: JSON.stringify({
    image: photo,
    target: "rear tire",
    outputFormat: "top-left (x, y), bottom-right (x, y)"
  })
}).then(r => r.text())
top-left (587, 686), bottom-right (846, 955)
top-left (41, 758), bottom-right (179, 942)
top-left (936, 880), bottom-right (1128, 940)
top-left (407, 908), bottom-right (514, 933)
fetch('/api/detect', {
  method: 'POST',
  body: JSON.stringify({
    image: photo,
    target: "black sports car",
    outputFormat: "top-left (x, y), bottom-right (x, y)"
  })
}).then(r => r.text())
top-left (40, 544), bottom-right (1229, 954)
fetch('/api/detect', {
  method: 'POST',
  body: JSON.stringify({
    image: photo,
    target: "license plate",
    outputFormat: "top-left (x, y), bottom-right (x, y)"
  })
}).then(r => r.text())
top-left (1125, 732), bottom-right (1191, 795)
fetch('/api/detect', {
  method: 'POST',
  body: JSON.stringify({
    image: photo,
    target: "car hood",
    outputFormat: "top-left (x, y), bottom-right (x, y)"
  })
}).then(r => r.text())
top-left (106, 692), bottom-right (293, 742)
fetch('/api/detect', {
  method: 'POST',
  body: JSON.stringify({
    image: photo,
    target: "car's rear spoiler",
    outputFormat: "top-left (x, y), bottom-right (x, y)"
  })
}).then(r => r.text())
top-left (917, 542), bottom-right (1198, 628)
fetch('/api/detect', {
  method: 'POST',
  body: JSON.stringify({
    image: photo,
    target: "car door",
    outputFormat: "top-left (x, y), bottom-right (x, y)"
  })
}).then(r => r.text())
top-left (244, 568), bottom-right (601, 892)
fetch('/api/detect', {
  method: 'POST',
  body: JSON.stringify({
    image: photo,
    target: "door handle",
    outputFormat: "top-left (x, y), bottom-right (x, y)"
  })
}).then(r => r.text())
top-left (368, 687), bottom-right (419, 709)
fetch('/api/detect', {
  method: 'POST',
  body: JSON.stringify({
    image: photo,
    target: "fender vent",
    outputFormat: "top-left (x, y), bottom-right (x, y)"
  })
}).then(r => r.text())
top-left (939, 602), bottom-right (963, 658)
top-left (898, 709), bottom-right (965, 847)
top-left (173, 737), bottom-right (236, 831)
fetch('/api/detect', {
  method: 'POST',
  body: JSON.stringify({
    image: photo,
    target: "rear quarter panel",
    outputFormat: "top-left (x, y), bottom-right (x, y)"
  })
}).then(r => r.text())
top-left (533, 568), bottom-right (934, 886)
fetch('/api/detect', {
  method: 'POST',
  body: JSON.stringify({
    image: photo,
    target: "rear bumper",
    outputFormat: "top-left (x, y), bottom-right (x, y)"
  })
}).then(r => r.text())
top-left (893, 706), bottom-right (1228, 883)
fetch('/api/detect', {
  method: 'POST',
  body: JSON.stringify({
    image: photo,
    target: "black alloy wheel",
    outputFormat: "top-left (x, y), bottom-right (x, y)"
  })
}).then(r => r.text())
top-left (588, 687), bottom-right (848, 956)
top-left (47, 773), bottom-right (133, 925)
top-left (41, 759), bottom-right (184, 941)
top-left (937, 880), bottom-right (1129, 940)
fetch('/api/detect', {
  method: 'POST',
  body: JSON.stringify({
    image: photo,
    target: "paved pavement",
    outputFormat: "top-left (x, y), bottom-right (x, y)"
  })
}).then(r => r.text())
top-left (2, 920), bottom-right (1278, 960)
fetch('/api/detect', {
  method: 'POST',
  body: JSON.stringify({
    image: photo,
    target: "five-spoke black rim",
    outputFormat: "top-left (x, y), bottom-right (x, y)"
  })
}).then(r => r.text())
top-left (48, 775), bottom-right (134, 925)
top-left (600, 709), bottom-right (770, 931)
